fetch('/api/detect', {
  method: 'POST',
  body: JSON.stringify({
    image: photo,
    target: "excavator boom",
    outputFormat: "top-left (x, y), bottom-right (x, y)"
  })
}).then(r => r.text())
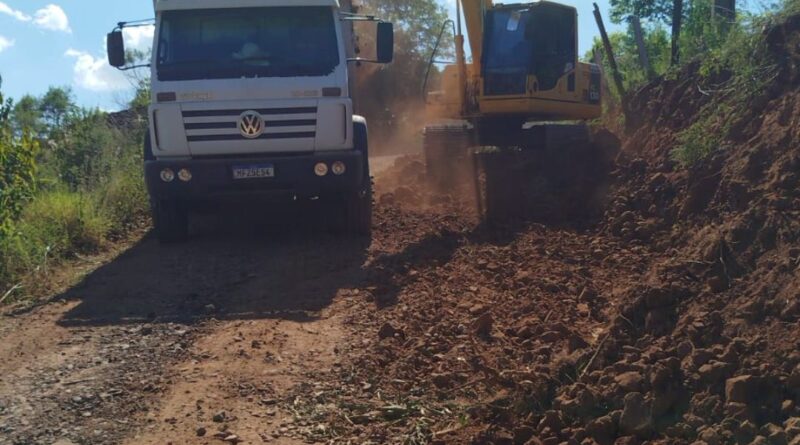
top-left (460, 0), bottom-right (492, 75)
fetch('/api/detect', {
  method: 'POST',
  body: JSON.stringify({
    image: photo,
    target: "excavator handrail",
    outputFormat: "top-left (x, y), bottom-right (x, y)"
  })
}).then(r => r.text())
top-left (421, 19), bottom-right (456, 101)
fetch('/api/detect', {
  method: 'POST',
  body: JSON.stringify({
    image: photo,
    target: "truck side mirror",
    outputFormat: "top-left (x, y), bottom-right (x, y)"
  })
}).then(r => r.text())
top-left (376, 22), bottom-right (394, 64)
top-left (107, 30), bottom-right (126, 68)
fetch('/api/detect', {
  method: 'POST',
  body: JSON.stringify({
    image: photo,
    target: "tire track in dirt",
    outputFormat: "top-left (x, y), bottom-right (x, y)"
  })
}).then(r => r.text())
top-left (125, 315), bottom-right (345, 444)
top-left (0, 208), bottom-right (376, 444)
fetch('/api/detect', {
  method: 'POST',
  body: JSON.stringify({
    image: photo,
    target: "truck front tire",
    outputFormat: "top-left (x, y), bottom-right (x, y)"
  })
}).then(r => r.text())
top-left (330, 119), bottom-right (372, 237)
top-left (152, 199), bottom-right (189, 244)
top-left (342, 181), bottom-right (373, 236)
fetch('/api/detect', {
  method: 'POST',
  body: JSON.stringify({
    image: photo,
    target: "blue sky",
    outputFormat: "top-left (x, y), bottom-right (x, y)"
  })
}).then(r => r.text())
top-left (0, 0), bottom-right (621, 111)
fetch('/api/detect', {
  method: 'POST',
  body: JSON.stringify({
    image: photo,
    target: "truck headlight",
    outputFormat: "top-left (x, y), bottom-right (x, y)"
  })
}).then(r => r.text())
top-left (160, 168), bottom-right (175, 183)
top-left (178, 168), bottom-right (192, 182)
top-left (331, 161), bottom-right (346, 176)
top-left (314, 163), bottom-right (329, 177)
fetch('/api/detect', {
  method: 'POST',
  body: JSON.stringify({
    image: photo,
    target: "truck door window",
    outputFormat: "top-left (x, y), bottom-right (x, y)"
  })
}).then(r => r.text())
top-left (157, 7), bottom-right (340, 81)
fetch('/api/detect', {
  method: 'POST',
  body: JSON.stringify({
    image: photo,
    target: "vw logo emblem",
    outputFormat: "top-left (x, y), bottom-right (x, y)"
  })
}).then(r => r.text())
top-left (238, 110), bottom-right (265, 139)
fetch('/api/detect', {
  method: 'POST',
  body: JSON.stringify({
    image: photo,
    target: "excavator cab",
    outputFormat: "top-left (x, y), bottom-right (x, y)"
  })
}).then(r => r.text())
top-left (483, 3), bottom-right (577, 95)
top-left (477, 1), bottom-right (598, 123)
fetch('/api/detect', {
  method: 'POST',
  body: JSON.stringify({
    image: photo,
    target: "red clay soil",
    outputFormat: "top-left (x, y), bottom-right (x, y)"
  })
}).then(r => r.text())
top-left (278, 15), bottom-right (800, 445)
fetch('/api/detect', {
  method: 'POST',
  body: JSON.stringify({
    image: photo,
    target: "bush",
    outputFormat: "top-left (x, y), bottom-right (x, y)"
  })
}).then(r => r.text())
top-left (0, 80), bottom-right (150, 302)
top-left (1, 90), bottom-right (39, 235)
top-left (51, 109), bottom-right (120, 190)
top-left (669, 3), bottom-right (796, 167)
top-left (672, 104), bottom-right (733, 166)
top-left (600, 1), bottom-right (793, 167)
top-left (0, 191), bottom-right (110, 294)
top-left (98, 164), bottom-right (149, 237)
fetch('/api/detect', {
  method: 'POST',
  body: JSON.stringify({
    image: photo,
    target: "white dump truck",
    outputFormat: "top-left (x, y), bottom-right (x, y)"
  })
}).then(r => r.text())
top-left (107, 0), bottom-right (393, 242)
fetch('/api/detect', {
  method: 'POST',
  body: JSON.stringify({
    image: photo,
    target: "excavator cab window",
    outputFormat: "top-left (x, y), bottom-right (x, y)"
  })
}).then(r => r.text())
top-left (483, 4), bottom-right (577, 95)
top-left (527, 4), bottom-right (577, 91)
top-left (483, 7), bottom-right (533, 95)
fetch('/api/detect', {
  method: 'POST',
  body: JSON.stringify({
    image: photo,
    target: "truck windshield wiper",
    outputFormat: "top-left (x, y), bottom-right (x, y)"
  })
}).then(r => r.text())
top-left (235, 63), bottom-right (327, 78)
top-left (159, 59), bottom-right (219, 67)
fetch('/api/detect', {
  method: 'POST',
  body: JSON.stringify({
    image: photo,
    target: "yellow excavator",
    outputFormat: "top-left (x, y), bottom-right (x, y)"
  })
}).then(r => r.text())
top-left (423, 0), bottom-right (612, 222)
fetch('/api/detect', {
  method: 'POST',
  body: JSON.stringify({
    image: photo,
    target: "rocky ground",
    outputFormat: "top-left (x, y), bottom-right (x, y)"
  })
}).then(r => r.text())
top-left (0, 162), bottom-right (659, 445)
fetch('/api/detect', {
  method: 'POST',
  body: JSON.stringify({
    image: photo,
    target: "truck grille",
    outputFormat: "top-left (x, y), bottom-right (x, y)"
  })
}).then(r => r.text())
top-left (182, 107), bottom-right (317, 142)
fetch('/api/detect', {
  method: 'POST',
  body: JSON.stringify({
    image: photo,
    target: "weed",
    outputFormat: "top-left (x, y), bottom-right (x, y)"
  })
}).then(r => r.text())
top-left (672, 104), bottom-right (734, 166)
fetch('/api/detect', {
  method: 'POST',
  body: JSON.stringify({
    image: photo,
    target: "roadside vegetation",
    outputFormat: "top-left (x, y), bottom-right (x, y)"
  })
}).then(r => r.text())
top-left (0, 0), bottom-right (448, 305)
top-left (0, 78), bottom-right (149, 304)
top-left (593, 0), bottom-right (798, 165)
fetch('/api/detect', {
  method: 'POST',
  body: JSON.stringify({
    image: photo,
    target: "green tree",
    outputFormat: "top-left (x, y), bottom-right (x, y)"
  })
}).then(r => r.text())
top-left (39, 86), bottom-right (76, 129)
top-left (360, 0), bottom-right (452, 59)
top-left (353, 0), bottom-right (453, 149)
top-left (56, 109), bottom-right (118, 189)
top-left (0, 77), bottom-right (39, 234)
top-left (129, 78), bottom-right (151, 118)
top-left (610, 0), bottom-right (675, 24)
top-left (588, 24), bottom-right (671, 93)
top-left (12, 95), bottom-right (45, 137)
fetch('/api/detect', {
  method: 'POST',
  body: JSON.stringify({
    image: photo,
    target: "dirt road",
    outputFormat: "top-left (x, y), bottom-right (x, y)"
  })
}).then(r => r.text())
top-left (3, 142), bottom-right (799, 445)
top-left (0, 152), bottom-right (628, 444)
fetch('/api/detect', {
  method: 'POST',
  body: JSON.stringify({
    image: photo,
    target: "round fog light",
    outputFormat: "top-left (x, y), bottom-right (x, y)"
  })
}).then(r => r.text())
top-left (314, 162), bottom-right (329, 177)
top-left (160, 168), bottom-right (175, 183)
top-left (178, 168), bottom-right (192, 182)
top-left (331, 161), bottom-right (346, 176)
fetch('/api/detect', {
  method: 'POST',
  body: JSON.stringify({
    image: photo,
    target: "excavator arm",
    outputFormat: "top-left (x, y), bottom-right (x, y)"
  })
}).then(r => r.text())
top-left (451, 0), bottom-right (492, 115)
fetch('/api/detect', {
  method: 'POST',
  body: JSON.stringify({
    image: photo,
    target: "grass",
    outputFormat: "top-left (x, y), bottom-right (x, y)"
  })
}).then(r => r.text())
top-left (672, 104), bottom-right (734, 166)
top-left (1, 192), bottom-right (101, 295)
top-left (98, 163), bottom-right (150, 238)
top-left (0, 81), bottom-right (153, 304)
top-left (0, 142), bottom-right (149, 305)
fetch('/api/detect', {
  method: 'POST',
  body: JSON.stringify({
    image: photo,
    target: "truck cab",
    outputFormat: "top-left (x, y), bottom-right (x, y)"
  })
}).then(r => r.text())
top-left (107, 0), bottom-right (393, 242)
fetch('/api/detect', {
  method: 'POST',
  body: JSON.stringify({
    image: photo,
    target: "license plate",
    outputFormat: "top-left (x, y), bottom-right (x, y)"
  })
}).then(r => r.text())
top-left (232, 164), bottom-right (275, 180)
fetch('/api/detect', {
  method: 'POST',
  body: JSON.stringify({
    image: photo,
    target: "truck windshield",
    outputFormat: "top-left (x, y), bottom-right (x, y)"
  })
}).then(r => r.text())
top-left (156, 7), bottom-right (340, 81)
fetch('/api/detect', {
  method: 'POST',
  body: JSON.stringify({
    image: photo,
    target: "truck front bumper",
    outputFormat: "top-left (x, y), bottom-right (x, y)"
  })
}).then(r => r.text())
top-left (145, 150), bottom-right (366, 201)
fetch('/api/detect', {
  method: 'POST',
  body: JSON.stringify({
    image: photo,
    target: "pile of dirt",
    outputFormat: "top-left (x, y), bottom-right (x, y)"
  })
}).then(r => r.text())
top-left (374, 154), bottom-right (486, 226)
top-left (277, 193), bottom-right (658, 444)
top-left (277, 15), bottom-right (800, 445)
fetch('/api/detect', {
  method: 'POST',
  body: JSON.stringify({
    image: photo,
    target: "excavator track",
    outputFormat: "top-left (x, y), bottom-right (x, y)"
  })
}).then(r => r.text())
top-left (423, 125), bottom-right (477, 191)
top-left (424, 123), bottom-right (619, 225)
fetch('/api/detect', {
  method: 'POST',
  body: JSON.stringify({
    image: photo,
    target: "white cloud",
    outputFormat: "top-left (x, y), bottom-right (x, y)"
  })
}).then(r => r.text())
top-left (124, 25), bottom-right (155, 52)
top-left (65, 48), bottom-right (128, 92)
top-left (0, 35), bottom-right (13, 53)
top-left (63, 23), bottom-right (154, 94)
top-left (0, 2), bottom-right (31, 21)
top-left (33, 4), bottom-right (71, 33)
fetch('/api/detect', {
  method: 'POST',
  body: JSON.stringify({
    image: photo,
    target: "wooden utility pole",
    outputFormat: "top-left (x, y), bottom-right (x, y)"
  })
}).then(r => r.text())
top-left (713, 0), bottom-right (736, 22)
top-left (713, 0), bottom-right (736, 34)
top-left (631, 16), bottom-right (654, 80)
top-left (671, 0), bottom-right (684, 66)
top-left (593, 3), bottom-right (625, 97)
